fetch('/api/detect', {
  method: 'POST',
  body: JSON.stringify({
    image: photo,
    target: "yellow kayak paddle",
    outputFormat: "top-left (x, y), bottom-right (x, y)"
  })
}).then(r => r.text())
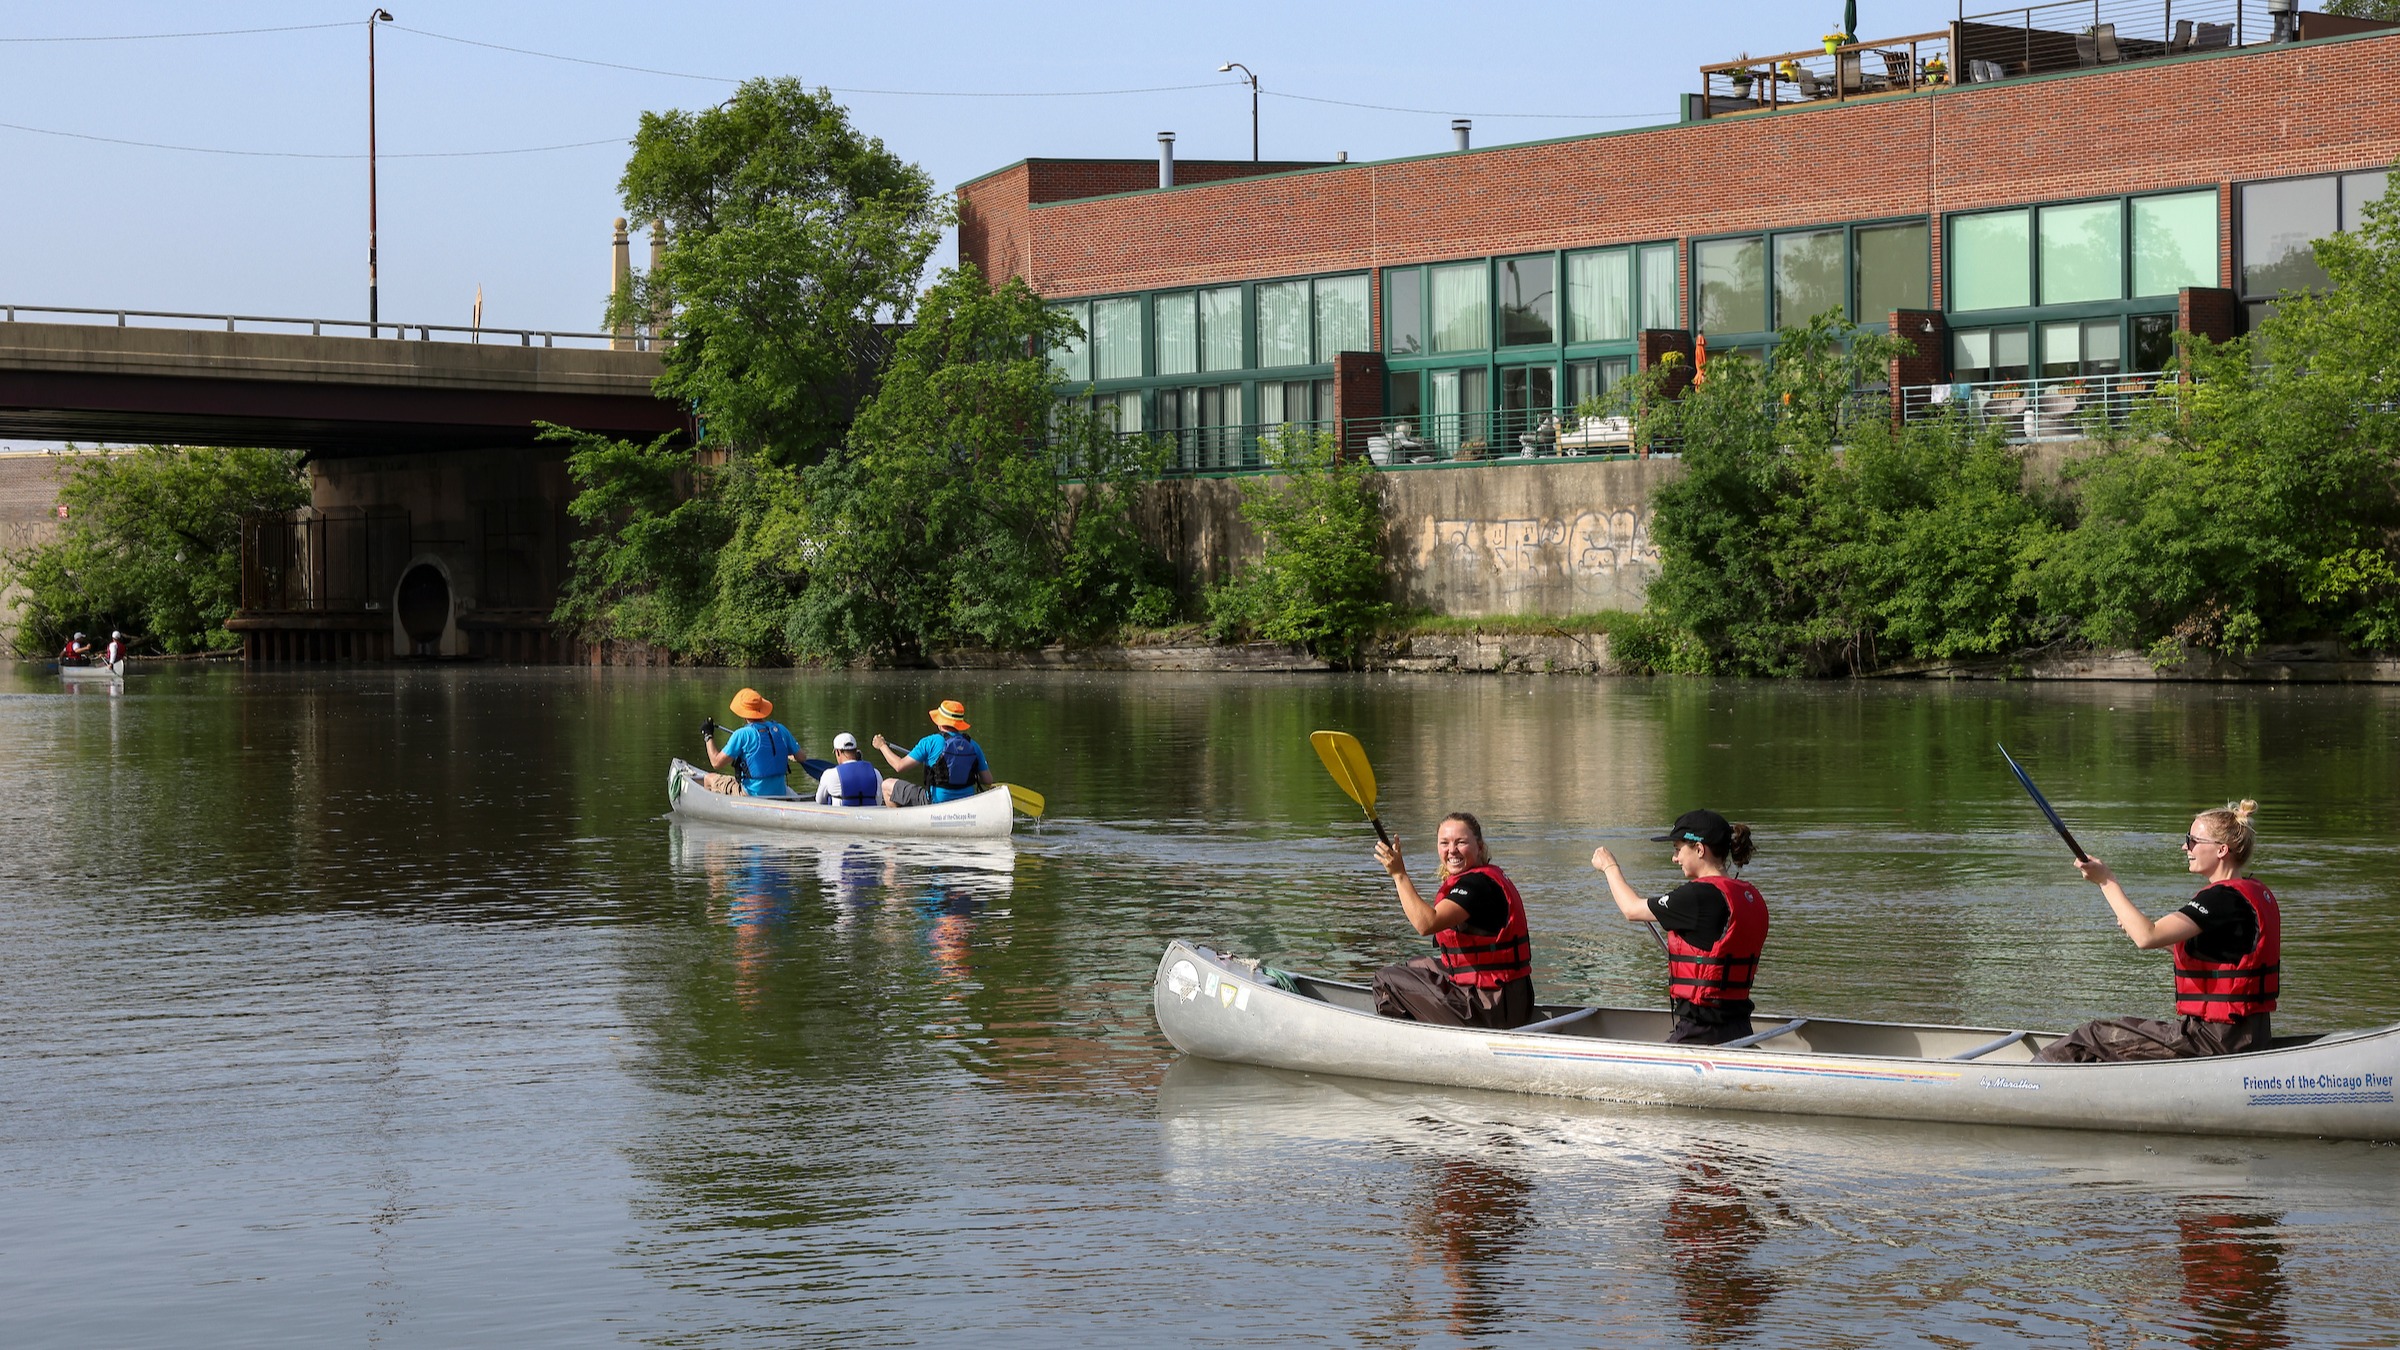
top-left (1001, 783), bottom-right (1046, 818)
top-left (1310, 729), bottom-right (1391, 846)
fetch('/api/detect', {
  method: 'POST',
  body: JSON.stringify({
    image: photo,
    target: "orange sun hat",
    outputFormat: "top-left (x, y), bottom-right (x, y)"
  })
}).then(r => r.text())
top-left (928, 699), bottom-right (970, 731)
top-left (729, 688), bottom-right (773, 720)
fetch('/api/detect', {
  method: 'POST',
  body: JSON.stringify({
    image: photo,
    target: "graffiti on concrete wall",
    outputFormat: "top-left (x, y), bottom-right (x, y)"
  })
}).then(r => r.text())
top-left (1408, 508), bottom-right (1658, 603)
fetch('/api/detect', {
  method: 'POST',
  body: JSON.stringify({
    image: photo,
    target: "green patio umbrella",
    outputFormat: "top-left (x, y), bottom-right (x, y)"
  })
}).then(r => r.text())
top-left (1844, 0), bottom-right (1857, 40)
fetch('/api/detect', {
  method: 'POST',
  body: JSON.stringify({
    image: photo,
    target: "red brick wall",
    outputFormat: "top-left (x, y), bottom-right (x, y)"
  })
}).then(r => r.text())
top-left (960, 34), bottom-right (2400, 315)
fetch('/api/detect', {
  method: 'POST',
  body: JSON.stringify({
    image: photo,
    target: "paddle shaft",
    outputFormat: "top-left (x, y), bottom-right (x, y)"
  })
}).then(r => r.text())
top-left (1998, 744), bottom-right (2089, 862)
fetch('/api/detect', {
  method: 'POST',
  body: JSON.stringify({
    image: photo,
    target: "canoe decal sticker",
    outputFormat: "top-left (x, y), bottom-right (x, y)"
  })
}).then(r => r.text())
top-left (1166, 960), bottom-right (1200, 1001)
top-left (1485, 1042), bottom-right (1959, 1085)
top-left (2242, 1070), bottom-right (2395, 1108)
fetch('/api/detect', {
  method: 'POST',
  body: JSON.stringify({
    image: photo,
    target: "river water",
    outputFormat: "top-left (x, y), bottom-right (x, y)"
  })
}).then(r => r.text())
top-left (3, 665), bottom-right (2397, 1347)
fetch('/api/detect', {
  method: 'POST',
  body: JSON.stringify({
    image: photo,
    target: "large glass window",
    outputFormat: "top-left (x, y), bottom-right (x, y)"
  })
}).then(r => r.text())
top-left (1428, 366), bottom-right (1489, 451)
top-left (1498, 255), bottom-right (1555, 346)
top-left (1090, 297), bottom-right (1141, 380)
top-left (1773, 230), bottom-right (1844, 326)
top-left (2241, 176), bottom-right (2338, 295)
top-left (2131, 191), bottom-right (2217, 297)
top-left (1154, 292), bottom-right (1197, 376)
top-left (1257, 280), bottom-right (1310, 368)
top-left (1430, 263), bottom-right (1488, 353)
top-left (2341, 169), bottom-right (2390, 234)
top-left (1640, 244), bottom-right (1679, 329)
top-left (1567, 249), bottom-right (1632, 343)
top-left (1695, 237), bottom-right (1766, 333)
top-left (1384, 268), bottom-right (1423, 355)
top-left (1853, 221), bottom-right (1929, 319)
top-left (1314, 275), bottom-right (1370, 358)
top-left (2038, 200), bottom-right (2123, 305)
top-left (1050, 302), bottom-right (1089, 382)
top-left (1950, 209), bottom-right (2031, 311)
top-left (1199, 286), bottom-right (1242, 371)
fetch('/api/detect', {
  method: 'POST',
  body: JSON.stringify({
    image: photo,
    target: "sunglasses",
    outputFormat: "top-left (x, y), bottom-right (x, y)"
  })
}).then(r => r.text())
top-left (2182, 833), bottom-right (2224, 850)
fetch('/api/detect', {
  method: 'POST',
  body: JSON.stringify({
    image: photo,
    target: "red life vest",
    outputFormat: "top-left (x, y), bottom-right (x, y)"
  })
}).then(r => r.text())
top-left (1432, 864), bottom-right (1531, 988)
top-left (2173, 878), bottom-right (2280, 1022)
top-left (1665, 875), bottom-right (1769, 1007)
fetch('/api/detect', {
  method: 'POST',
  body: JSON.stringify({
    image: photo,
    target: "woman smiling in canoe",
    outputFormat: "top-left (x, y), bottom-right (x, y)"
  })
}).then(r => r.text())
top-left (1370, 813), bottom-right (1537, 1030)
top-left (1592, 810), bottom-right (1768, 1046)
top-left (2034, 800), bottom-right (2280, 1063)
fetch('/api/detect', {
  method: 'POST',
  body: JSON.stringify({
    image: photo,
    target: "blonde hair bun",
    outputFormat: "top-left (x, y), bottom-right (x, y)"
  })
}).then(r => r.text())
top-left (2231, 799), bottom-right (2259, 827)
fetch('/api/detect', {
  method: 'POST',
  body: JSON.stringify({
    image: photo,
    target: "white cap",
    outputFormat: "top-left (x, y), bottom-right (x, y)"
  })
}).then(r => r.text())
top-left (832, 732), bottom-right (858, 750)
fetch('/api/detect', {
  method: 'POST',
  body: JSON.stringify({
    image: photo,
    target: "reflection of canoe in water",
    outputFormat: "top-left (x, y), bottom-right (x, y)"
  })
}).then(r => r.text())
top-left (1153, 940), bottom-right (2400, 1141)
top-left (666, 758), bottom-right (1014, 838)
top-left (667, 817), bottom-right (1018, 883)
top-left (57, 660), bottom-right (126, 681)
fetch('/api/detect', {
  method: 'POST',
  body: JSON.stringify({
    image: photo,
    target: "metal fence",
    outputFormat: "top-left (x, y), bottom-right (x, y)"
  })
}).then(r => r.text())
top-left (1899, 370), bottom-right (2173, 440)
top-left (2, 302), bottom-right (635, 350)
top-left (1127, 408), bottom-right (1654, 474)
top-left (241, 507), bottom-right (413, 613)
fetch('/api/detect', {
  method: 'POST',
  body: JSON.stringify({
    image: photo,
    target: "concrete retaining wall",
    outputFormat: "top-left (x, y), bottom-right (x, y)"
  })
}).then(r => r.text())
top-left (1140, 456), bottom-right (1676, 619)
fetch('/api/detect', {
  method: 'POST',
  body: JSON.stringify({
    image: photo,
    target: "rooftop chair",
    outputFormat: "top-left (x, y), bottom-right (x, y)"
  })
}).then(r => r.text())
top-left (2193, 21), bottom-right (2233, 50)
top-left (1879, 49), bottom-right (1912, 87)
top-left (1792, 65), bottom-right (1828, 99)
top-left (2168, 18), bottom-right (2194, 53)
top-left (2076, 32), bottom-right (2099, 66)
top-left (1968, 57), bottom-right (2009, 83)
top-left (2095, 23), bottom-right (2121, 63)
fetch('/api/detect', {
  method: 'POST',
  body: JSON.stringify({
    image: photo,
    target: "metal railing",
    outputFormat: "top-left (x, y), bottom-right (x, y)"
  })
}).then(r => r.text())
top-left (241, 506), bottom-right (413, 613)
top-left (1701, 30), bottom-right (1953, 119)
top-left (0, 301), bottom-right (642, 350)
top-left (1900, 370), bottom-right (2172, 440)
top-left (1954, 0), bottom-right (2271, 83)
top-left (1123, 409), bottom-right (1656, 474)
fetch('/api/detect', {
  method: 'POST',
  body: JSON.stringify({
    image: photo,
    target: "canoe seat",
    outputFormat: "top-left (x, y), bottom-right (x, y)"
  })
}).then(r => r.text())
top-left (1717, 1017), bottom-right (1808, 1049)
top-left (1514, 1006), bottom-right (1601, 1035)
top-left (1950, 1030), bottom-right (2031, 1061)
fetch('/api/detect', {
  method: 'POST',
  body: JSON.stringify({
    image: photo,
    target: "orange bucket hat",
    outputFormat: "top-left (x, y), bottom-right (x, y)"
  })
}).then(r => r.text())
top-left (729, 688), bottom-right (773, 720)
top-left (928, 698), bottom-right (970, 731)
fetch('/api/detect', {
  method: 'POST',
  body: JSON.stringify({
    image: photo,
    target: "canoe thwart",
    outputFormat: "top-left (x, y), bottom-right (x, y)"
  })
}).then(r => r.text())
top-left (1717, 1017), bottom-right (1810, 1050)
top-left (1515, 1006), bottom-right (1601, 1035)
top-left (1951, 1030), bottom-right (2033, 1061)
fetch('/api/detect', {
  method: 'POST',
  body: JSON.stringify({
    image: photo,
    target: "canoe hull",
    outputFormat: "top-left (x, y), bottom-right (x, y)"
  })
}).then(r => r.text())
top-left (58, 660), bottom-right (125, 680)
top-left (1152, 940), bottom-right (2400, 1141)
top-left (666, 758), bottom-right (1013, 838)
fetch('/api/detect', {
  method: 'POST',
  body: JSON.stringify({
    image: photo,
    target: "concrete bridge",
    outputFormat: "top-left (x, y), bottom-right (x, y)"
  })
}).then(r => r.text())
top-left (0, 306), bottom-right (689, 663)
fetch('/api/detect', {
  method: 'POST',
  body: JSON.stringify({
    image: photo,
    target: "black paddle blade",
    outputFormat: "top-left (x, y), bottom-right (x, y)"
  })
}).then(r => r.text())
top-left (1997, 743), bottom-right (2089, 862)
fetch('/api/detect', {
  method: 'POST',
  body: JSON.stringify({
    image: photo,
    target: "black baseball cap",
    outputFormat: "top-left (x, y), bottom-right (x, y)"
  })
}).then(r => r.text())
top-left (1651, 809), bottom-right (1733, 855)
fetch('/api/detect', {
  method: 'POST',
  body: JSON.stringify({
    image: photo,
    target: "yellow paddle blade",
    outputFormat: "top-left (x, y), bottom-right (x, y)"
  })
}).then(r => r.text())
top-left (1310, 730), bottom-right (1378, 815)
top-left (1002, 783), bottom-right (1046, 818)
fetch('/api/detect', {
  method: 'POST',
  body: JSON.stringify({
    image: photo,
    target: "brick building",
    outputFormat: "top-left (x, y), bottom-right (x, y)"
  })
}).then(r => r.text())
top-left (958, 5), bottom-right (2400, 467)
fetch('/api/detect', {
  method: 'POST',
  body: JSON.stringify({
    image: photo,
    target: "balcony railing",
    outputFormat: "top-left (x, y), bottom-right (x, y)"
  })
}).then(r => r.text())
top-left (1121, 409), bottom-right (1657, 474)
top-left (1699, 1), bottom-right (2293, 119)
top-left (1900, 370), bottom-right (2171, 441)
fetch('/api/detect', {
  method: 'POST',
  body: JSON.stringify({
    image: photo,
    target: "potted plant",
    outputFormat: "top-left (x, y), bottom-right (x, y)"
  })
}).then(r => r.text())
top-left (1921, 54), bottom-right (1947, 85)
top-left (1822, 31), bottom-right (1848, 53)
top-left (1728, 61), bottom-right (1756, 94)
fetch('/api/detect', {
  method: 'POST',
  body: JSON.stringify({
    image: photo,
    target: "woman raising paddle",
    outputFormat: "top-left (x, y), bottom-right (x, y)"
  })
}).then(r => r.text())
top-left (1370, 813), bottom-right (1537, 1031)
top-left (1592, 810), bottom-right (1768, 1046)
top-left (2034, 800), bottom-right (2279, 1063)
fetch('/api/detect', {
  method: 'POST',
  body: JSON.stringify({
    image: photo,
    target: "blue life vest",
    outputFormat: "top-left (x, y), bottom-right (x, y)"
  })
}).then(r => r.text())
top-left (830, 759), bottom-right (880, 806)
top-left (933, 730), bottom-right (981, 791)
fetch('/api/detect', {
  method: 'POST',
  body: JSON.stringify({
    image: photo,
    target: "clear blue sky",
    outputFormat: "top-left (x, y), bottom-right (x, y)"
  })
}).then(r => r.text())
top-left (0, 1), bottom-right (1967, 334)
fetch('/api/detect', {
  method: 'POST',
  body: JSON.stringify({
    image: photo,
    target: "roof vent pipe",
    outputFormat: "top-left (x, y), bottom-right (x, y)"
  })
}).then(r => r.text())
top-left (2266, 0), bottom-right (2297, 42)
top-left (1452, 119), bottom-right (1471, 151)
top-left (1158, 132), bottom-right (1176, 188)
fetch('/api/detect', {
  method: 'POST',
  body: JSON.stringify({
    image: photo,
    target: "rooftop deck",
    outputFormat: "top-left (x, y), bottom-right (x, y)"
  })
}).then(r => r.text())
top-left (1697, 1), bottom-right (2389, 120)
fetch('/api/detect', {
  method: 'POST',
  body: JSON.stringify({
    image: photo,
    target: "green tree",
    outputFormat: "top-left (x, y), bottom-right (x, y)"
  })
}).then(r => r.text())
top-left (1204, 427), bottom-right (1392, 666)
top-left (2322, 1), bottom-right (2400, 20)
top-left (4, 445), bottom-right (307, 654)
top-left (789, 266), bottom-right (1172, 660)
top-left (613, 76), bottom-right (945, 462)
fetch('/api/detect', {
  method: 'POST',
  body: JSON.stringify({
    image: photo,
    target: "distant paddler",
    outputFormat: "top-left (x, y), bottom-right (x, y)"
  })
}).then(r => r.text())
top-left (58, 632), bottom-right (92, 665)
top-left (2035, 800), bottom-right (2280, 1063)
top-left (701, 688), bottom-right (807, 798)
top-left (1370, 813), bottom-right (1538, 1030)
top-left (873, 699), bottom-right (992, 808)
top-left (103, 630), bottom-right (130, 666)
top-left (1592, 809), bottom-right (1769, 1046)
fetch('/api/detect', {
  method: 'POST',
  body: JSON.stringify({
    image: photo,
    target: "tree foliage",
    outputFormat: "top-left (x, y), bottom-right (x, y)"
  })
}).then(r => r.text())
top-left (4, 445), bottom-right (307, 655)
top-left (2322, 0), bottom-right (2400, 20)
top-left (612, 76), bottom-right (945, 462)
top-left (1204, 427), bottom-right (1393, 666)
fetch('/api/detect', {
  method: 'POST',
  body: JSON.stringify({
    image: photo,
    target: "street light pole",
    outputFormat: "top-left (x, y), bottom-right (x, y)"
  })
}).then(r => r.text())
top-left (368, 8), bottom-right (393, 335)
top-left (1218, 62), bottom-right (1258, 161)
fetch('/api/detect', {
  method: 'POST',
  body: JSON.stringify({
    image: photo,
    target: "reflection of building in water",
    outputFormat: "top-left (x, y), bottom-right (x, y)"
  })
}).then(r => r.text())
top-left (1405, 1154), bottom-right (1534, 1341)
top-left (1662, 1154), bottom-right (1779, 1344)
top-left (1398, 680), bottom-right (1667, 832)
top-left (2177, 1208), bottom-right (2288, 1350)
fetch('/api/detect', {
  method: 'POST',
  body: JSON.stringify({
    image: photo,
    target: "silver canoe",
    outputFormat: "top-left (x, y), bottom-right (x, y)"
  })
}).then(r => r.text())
top-left (58, 660), bottom-right (126, 680)
top-left (1152, 940), bottom-right (2400, 1141)
top-left (666, 757), bottom-right (1014, 838)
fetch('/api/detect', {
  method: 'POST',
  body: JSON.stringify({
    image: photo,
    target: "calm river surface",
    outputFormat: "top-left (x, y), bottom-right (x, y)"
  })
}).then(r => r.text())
top-left (4, 665), bottom-right (2398, 1347)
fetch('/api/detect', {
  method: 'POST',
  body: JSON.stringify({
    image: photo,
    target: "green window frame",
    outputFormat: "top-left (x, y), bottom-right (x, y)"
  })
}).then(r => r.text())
top-left (1948, 188), bottom-right (2221, 315)
top-left (1692, 218), bottom-right (1931, 340)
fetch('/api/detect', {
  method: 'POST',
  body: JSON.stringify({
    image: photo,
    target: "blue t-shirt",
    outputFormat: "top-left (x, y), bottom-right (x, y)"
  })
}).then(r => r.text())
top-left (724, 720), bottom-right (801, 796)
top-left (908, 731), bottom-right (989, 802)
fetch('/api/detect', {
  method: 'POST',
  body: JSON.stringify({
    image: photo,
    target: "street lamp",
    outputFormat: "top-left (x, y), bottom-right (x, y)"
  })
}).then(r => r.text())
top-left (1218, 62), bottom-right (1258, 162)
top-left (368, 8), bottom-right (393, 335)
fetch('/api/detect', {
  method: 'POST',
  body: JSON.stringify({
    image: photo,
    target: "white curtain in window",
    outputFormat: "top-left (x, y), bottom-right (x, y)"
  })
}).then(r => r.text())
top-left (1051, 302), bottom-right (1089, 382)
top-left (1199, 287), bottom-right (1242, 371)
top-left (1568, 250), bottom-right (1632, 343)
top-left (1154, 292), bottom-right (1197, 375)
top-left (1313, 275), bottom-right (1369, 358)
top-left (1257, 280), bottom-right (1310, 367)
top-left (1090, 297), bottom-right (1142, 380)
top-left (1640, 245), bottom-right (1678, 330)
top-left (1430, 264), bottom-right (1488, 353)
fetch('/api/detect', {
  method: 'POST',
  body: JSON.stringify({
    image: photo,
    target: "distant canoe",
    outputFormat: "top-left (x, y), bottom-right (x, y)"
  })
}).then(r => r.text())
top-left (666, 758), bottom-right (1014, 838)
top-left (1152, 940), bottom-right (2400, 1142)
top-left (57, 660), bottom-right (125, 681)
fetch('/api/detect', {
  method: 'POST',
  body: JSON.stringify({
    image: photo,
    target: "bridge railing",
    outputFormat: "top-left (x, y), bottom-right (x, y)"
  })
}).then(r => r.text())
top-left (1, 302), bottom-right (642, 351)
